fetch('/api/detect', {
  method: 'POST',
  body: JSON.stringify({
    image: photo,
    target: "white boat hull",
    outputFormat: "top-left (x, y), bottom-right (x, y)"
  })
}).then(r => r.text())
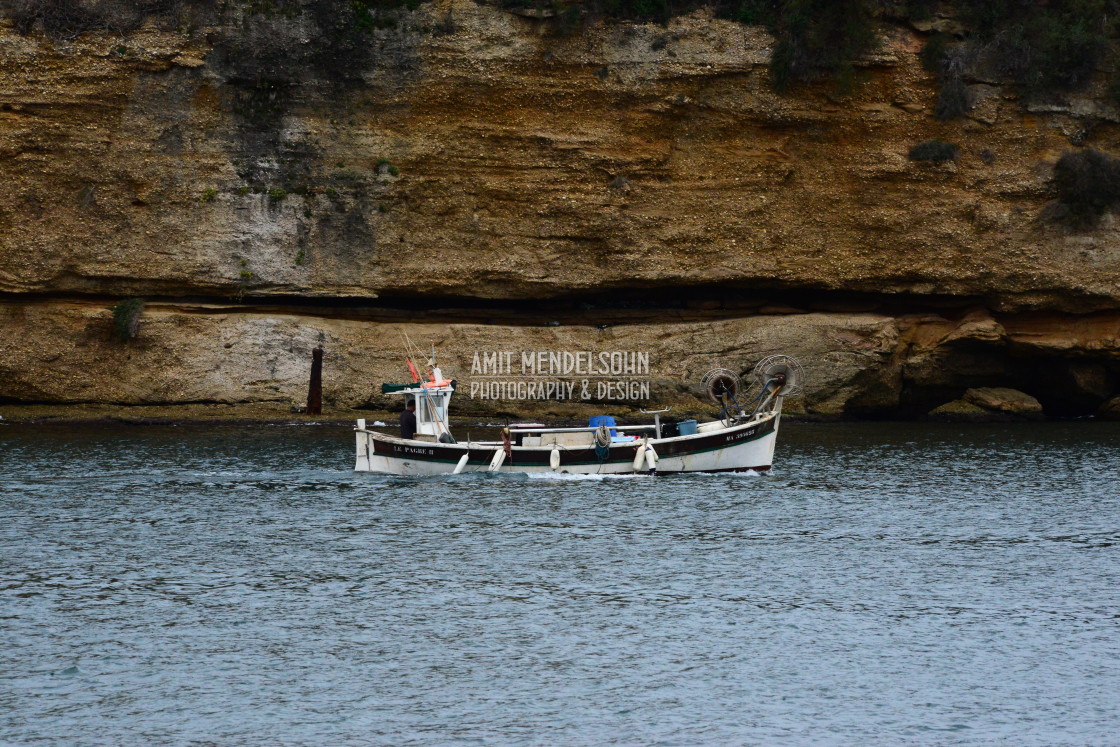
top-left (355, 414), bottom-right (780, 476)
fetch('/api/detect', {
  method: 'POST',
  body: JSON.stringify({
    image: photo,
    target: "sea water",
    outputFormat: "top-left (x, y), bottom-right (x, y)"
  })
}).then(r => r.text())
top-left (2, 422), bottom-right (1118, 744)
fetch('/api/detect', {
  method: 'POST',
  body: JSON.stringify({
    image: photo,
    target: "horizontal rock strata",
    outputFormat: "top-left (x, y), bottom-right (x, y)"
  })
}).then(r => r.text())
top-left (1, 301), bottom-right (1116, 418)
top-left (1, 2), bottom-right (1119, 417)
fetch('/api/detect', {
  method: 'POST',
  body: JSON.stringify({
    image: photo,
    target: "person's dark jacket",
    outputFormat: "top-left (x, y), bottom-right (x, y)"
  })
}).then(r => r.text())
top-left (400, 409), bottom-right (417, 439)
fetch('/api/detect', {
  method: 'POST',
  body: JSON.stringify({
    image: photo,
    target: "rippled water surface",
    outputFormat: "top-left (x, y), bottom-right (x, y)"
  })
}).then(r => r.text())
top-left (2, 421), bottom-right (1119, 745)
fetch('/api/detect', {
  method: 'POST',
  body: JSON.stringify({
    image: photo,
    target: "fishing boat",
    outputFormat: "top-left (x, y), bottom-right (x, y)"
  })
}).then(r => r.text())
top-left (354, 355), bottom-right (803, 476)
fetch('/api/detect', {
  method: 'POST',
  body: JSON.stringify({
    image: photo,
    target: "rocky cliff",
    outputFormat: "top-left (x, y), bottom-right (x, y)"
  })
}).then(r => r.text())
top-left (1, 0), bottom-right (1118, 419)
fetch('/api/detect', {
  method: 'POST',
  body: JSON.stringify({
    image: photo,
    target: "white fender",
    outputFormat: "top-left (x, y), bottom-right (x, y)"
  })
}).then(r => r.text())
top-left (645, 444), bottom-right (659, 472)
top-left (550, 448), bottom-right (561, 470)
top-left (452, 453), bottom-right (470, 474)
top-left (488, 448), bottom-right (506, 472)
top-left (632, 438), bottom-right (647, 471)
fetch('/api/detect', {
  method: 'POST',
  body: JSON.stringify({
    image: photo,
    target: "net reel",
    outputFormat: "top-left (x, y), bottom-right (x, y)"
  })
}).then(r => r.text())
top-left (751, 355), bottom-right (805, 398)
top-left (747, 355), bottom-right (805, 416)
top-left (702, 356), bottom-right (805, 425)
top-left (701, 368), bottom-right (749, 425)
top-left (701, 368), bottom-right (742, 403)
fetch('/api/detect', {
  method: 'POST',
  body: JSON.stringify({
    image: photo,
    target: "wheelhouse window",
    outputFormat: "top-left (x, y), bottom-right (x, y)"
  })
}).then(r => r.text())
top-left (417, 394), bottom-right (446, 424)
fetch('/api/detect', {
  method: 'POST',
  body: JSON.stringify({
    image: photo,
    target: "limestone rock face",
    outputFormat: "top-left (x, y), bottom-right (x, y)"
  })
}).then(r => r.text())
top-left (1, 299), bottom-right (1116, 418)
top-left (928, 386), bottom-right (1045, 421)
top-left (963, 387), bottom-right (1044, 416)
top-left (2, 3), bottom-right (1120, 417)
top-left (927, 399), bottom-right (993, 422)
top-left (0, 2), bottom-right (1118, 310)
top-left (0, 302), bottom-right (902, 417)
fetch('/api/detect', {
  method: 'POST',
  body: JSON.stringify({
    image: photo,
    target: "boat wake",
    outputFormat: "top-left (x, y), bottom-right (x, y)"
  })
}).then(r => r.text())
top-left (525, 471), bottom-right (651, 481)
top-left (690, 468), bottom-right (769, 478)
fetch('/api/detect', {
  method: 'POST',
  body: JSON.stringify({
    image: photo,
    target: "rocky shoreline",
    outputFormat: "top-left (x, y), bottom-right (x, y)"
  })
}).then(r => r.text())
top-left (3, 392), bottom-right (1117, 427)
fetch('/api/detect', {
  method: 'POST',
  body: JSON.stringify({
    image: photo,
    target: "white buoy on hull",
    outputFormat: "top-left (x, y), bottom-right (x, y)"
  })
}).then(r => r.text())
top-left (550, 448), bottom-right (561, 470)
top-left (645, 444), bottom-right (659, 473)
top-left (452, 453), bottom-right (470, 474)
top-left (632, 438), bottom-right (647, 472)
top-left (488, 449), bottom-right (506, 472)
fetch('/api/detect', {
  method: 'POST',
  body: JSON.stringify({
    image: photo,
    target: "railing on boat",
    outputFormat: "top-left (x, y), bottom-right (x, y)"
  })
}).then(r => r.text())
top-left (506, 425), bottom-right (656, 434)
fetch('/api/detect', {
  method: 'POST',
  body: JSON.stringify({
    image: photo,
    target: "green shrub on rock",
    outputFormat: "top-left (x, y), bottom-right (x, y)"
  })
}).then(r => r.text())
top-left (908, 139), bottom-right (959, 163)
top-left (933, 51), bottom-right (971, 121)
top-left (961, 0), bottom-right (1115, 98)
top-left (1051, 149), bottom-right (1120, 226)
top-left (763, 0), bottom-right (880, 92)
top-left (919, 32), bottom-right (951, 74)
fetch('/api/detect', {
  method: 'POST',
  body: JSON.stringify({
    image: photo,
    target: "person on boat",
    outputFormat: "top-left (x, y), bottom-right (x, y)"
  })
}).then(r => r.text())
top-left (400, 399), bottom-right (417, 439)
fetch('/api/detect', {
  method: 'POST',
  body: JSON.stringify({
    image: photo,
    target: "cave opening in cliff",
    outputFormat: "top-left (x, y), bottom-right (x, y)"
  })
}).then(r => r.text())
top-left (898, 352), bottom-right (1117, 419)
top-left (1024, 359), bottom-right (1119, 418)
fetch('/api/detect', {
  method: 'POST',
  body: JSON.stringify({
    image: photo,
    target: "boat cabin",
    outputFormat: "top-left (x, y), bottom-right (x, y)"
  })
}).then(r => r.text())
top-left (381, 367), bottom-right (456, 442)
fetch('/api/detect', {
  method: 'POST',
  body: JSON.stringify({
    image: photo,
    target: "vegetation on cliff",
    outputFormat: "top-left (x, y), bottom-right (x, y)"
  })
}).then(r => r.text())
top-left (4, 1), bottom-right (1118, 104)
top-left (908, 139), bottom-right (959, 163)
top-left (488, 1), bottom-right (1120, 103)
top-left (955, 0), bottom-right (1117, 95)
top-left (1, 0), bottom-right (415, 88)
top-left (3, 0), bottom-right (191, 39)
top-left (1050, 149), bottom-right (1120, 226)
